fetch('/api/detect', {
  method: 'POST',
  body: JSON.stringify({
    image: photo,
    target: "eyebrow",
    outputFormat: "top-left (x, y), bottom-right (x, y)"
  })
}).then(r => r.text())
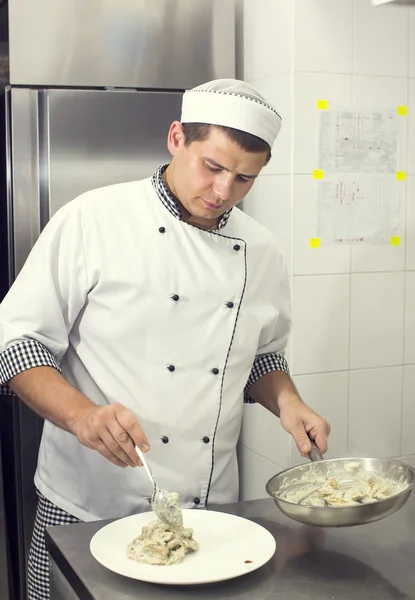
top-left (204, 157), bottom-right (258, 180)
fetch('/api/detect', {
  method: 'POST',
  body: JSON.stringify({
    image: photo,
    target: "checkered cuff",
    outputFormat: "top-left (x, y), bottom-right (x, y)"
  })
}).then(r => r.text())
top-left (0, 339), bottom-right (61, 395)
top-left (244, 352), bottom-right (289, 403)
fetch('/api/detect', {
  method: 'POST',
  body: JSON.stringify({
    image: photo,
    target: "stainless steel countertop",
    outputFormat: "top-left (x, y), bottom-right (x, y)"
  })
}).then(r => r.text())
top-left (46, 457), bottom-right (415, 600)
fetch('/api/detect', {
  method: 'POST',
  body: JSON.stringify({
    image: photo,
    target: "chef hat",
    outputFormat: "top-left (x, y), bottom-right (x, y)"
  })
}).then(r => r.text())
top-left (180, 79), bottom-right (282, 148)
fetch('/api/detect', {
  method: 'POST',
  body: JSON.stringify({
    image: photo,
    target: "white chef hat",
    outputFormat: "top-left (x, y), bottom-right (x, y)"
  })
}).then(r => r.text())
top-left (180, 79), bottom-right (282, 148)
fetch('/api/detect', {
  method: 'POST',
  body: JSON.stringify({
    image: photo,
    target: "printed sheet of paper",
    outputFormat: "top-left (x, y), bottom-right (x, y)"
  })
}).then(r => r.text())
top-left (318, 175), bottom-right (400, 244)
top-left (318, 108), bottom-right (398, 174)
top-left (316, 107), bottom-right (401, 244)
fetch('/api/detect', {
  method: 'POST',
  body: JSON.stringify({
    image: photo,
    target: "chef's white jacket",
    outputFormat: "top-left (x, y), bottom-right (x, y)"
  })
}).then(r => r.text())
top-left (0, 168), bottom-right (291, 521)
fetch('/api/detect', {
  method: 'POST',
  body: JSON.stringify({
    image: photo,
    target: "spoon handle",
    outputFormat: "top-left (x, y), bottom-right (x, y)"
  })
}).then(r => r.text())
top-left (135, 446), bottom-right (157, 494)
top-left (308, 434), bottom-right (324, 462)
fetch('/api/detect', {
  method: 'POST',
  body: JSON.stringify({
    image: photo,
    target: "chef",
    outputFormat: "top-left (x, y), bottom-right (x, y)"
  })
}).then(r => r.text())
top-left (0, 79), bottom-right (330, 600)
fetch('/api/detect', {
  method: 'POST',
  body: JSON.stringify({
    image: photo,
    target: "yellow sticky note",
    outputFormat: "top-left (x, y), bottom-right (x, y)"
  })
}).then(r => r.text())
top-left (318, 100), bottom-right (329, 110)
top-left (310, 238), bottom-right (321, 248)
top-left (391, 236), bottom-right (401, 246)
top-left (313, 169), bottom-right (324, 179)
top-left (396, 172), bottom-right (406, 181)
top-left (397, 106), bottom-right (407, 116)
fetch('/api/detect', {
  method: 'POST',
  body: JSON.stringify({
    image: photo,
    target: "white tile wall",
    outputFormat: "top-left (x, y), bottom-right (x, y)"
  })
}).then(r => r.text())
top-left (248, 74), bottom-right (292, 176)
top-left (350, 183), bottom-right (407, 273)
top-left (409, 8), bottom-right (415, 78)
top-left (235, 0), bottom-right (244, 79)
top-left (292, 274), bottom-right (350, 374)
top-left (293, 175), bottom-right (351, 275)
top-left (352, 75), bottom-right (408, 172)
top-left (243, 175), bottom-right (292, 264)
top-left (294, 73), bottom-right (353, 174)
top-left (353, 0), bottom-right (409, 77)
top-left (237, 445), bottom-right (284, 501)
top-left (350, 273), bottom-right (405, 370)
top-left (242, 0), bottom-right (293, 81)
top-left (402, 366), bottom-right (415, 456)
top-left (349, 367), bottom-right (403, 458)
top-left (239, 402), bottom-right (291, 469)
top-left (404, 272), bottom-right (415, 364)
top-left (409, 80), bottom-right (415, 177)
top-left (237, 0), bottom-right (415, 495)
top-left (293, 371), bottom-right (349, 462)
top-left (294, 0), bottom-right (353, 74)
top-left (408, 176), bottom-right (415, 270)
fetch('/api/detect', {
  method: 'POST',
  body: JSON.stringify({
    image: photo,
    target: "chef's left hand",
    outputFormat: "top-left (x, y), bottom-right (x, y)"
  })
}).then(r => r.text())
top-left (279, 397), bottom-right (330, 457)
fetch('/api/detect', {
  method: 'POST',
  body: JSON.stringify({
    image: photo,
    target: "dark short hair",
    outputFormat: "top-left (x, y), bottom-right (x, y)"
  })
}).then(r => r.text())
top-left (182, 123), bottom-right (272, 164)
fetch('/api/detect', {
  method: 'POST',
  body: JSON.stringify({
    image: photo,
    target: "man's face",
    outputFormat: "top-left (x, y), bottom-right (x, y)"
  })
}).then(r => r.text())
top-left (165, 123), bottom-right (268, 229)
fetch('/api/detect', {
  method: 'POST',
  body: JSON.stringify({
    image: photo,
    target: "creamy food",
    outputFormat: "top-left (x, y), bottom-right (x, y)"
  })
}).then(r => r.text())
top-left (154, 490), bottom-right (184, 529)
top-left (127, 493), bottom-right (199, 565)
top-left (276, 462), bottom-right (408, 508)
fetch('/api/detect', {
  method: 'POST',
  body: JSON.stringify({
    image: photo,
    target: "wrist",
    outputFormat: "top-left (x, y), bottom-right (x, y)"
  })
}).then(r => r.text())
top-left (277, 391), bottom-right (303, 412)
top-left (65, 397), bottom-right (96, 435)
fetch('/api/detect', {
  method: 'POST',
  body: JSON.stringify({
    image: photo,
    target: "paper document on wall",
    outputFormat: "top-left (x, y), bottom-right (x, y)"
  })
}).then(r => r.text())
top-left (318, 175), bottom-right (400, 244)
top-left (319, 108), bottom-right (398, 174)
top-left (316, 107), bottom-right (402, 245)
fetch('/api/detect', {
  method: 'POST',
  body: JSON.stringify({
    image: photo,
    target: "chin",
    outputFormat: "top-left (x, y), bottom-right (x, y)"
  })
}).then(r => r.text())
top-left (190, 206), bottom-right (213, 219)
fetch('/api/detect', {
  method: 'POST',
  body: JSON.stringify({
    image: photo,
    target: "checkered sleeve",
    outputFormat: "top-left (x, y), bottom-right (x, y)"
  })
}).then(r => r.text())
top-left (244, 352), bottom-right (290, 403)
top-left (0, 340), bottom-right (61, 396)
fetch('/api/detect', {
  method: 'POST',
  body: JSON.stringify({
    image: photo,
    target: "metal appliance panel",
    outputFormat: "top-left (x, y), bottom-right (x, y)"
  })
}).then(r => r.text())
top-left (0, 438), bottom-right (11, 600)
top-left (6, 88), bottom-right (41, 280)
top-left (9, 87), bottom-right (182, 274)
top-left (8, 0), bottom-right (235, 88)
top-left (47, 89), bottom-right (181, 216)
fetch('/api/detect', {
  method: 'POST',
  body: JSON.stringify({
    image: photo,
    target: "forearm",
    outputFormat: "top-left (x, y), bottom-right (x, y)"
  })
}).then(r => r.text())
top-left (249, 369), bottom-right (330, 455)
top-left (247, 370), bottom-right (302, 417)
top-left (8, 366), bottom-right (96, 433)
top-left (9, 365), bottom-right (148, 468)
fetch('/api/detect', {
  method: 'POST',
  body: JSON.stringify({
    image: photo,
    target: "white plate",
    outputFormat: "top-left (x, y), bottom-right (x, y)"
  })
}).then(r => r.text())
top-left (90, 509), bottom-right (276, 585)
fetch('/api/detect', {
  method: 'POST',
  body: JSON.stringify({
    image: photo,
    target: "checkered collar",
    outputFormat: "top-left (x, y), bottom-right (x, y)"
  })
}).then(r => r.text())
top-left (151, 164), bottom-right (232, 230)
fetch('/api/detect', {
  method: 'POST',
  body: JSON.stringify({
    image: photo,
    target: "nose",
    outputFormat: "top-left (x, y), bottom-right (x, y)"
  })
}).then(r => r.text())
top-left (213, 173), bottom-right (233, 201)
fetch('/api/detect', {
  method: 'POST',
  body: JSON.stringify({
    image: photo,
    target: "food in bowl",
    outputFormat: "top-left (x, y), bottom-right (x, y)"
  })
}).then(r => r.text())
top-left (275, 462), bottom-right (408, 508)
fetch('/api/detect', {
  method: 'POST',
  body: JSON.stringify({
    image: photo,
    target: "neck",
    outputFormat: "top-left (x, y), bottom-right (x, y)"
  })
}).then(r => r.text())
top-left (162, 166), bottom-right (220, 231)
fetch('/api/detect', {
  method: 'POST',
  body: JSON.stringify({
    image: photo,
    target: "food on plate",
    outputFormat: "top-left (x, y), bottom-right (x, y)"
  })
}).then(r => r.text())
top-left (275, 462), bottom-right (408, 508)
top-left (127, 492), bottom-right (199, 565)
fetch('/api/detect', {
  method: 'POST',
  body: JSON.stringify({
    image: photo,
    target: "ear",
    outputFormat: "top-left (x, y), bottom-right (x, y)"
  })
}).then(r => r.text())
top-left (167, 121), bottom-right (186, 156)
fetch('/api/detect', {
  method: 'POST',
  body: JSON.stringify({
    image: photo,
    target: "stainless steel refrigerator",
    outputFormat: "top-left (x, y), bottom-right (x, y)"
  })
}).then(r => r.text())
top-left (1, 1), bottom-right (235, 597)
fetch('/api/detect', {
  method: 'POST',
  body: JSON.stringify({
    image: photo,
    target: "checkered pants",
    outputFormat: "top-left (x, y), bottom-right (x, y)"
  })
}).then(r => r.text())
top-left (28, 492), bottom-right (82, 600)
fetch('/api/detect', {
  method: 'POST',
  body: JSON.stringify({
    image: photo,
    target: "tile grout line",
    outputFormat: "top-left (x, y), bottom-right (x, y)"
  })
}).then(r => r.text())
top-left (401, 277), bottom-right (407, 457)
top-left (400, 41), bottom-right (411, 455)
top-left (260, 172), bottom-right (415, 178)
top-left (294, 270), bottom-right (415, 277)
top-left (238, 443), bottom-right (287, 471)
top-left (347, 272), bottom-right (352, 456)
top-left (292, 364), bottom-right (415, 378)
top-left (294, 71), bottom-right (413, 80)
top-left (249, 72), bottom-right (293, 85)
top-left (348, 1), bottom-right (355, 455)
top-left (289, 0), bottom-right (296, 468)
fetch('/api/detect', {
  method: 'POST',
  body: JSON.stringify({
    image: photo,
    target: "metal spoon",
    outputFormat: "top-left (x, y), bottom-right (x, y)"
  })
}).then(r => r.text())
top-left (308, 435), bottom-right (324, 462)
top-left (135, 446), bottom-right (183, 528)
top-left (294, 435), bottom-right (325, 503)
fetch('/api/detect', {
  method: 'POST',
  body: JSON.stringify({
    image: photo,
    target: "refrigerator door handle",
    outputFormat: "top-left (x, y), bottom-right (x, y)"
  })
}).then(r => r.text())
top-left (37, 90), bottom-right (51, 233)
top-left (5, 87), bottom-right (14, 287)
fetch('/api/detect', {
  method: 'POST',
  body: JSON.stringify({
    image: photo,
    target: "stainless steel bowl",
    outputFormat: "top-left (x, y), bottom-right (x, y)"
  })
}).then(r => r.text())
top-left (266, 457), bottom-right (414, 527)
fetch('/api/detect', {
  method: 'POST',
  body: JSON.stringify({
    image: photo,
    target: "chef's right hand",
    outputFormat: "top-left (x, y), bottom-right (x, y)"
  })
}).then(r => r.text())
top-left (69, 403), bottom-right (150, 468)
